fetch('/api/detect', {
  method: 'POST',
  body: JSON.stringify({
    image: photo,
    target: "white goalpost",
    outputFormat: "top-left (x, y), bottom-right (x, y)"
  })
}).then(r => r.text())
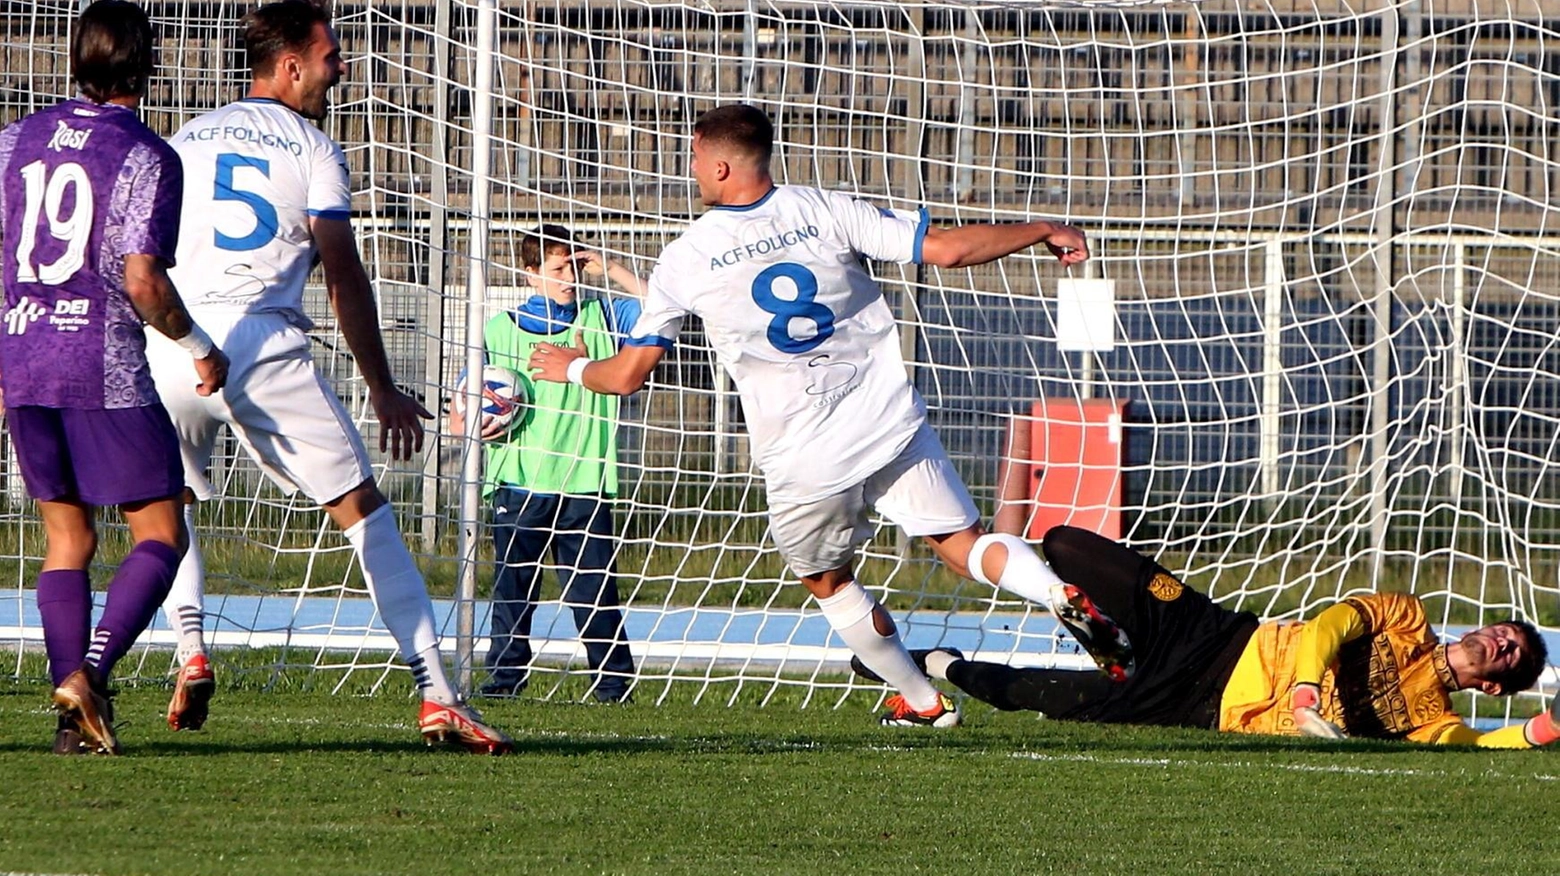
top-left (1, 0), bottom-right (1557, 711)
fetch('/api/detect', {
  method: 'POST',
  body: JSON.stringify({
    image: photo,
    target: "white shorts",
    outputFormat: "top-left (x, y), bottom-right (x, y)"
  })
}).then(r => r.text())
top-left (145, 311), bottom-right (373, 504)
top-left (767, 421), bottom-right (980, 577)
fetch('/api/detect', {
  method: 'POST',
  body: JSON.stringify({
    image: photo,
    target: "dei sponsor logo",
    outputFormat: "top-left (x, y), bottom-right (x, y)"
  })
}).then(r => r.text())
top-left (49, 298), bottom-right (90, 331)
top-left (3, 297), bottom-right (90, 335)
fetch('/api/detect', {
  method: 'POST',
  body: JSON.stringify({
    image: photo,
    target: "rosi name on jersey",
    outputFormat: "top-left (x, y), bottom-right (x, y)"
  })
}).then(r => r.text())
top-left (46, 121), bottom-right (91, 152)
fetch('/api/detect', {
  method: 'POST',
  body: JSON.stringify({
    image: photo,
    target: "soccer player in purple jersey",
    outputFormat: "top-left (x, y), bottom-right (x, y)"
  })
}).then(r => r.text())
top-left (0, 0), bottom-right (228, 755)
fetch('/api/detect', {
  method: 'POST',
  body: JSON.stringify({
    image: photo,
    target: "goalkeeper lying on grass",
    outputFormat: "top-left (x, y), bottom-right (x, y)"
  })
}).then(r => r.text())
top-left (855, 525), bottom-right (1559, 747)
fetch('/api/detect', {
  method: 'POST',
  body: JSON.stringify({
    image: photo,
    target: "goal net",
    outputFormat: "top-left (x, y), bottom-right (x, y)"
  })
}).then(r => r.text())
top-left (2, 0), bottom-right (1556, 710)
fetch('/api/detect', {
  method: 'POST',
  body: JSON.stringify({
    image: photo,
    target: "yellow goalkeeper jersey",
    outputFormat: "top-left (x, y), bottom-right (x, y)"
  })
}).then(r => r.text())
top-left (1217, 592), bottom-right (1472, 743)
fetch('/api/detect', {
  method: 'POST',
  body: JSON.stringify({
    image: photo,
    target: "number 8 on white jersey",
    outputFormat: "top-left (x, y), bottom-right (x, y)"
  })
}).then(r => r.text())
top-left (629, 185), bottom-right (930, 504)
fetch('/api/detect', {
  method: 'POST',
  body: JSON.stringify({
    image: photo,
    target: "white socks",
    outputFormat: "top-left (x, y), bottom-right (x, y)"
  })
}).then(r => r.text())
top-left (817, 581), bottom-right (941, 711)
top-left (923, 650), bottom-right (960, 681)
top-left (968, 532), bottom-right (1063, 606)
top-left (344, 505), bottom-right (458, 704)
top-left (163, 503), bottom-right (208, 666)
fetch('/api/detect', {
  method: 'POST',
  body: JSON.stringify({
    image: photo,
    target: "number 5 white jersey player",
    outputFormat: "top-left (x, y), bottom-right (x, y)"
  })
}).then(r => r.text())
top-left (147, 0), bottom-right (510, 753)
top-left (531, 104), bottom-right (1128, 728)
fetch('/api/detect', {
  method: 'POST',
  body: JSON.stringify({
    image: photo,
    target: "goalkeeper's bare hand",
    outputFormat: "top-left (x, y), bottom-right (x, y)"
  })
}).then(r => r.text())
top-left (1292, 683), bottom-right (1346, 740)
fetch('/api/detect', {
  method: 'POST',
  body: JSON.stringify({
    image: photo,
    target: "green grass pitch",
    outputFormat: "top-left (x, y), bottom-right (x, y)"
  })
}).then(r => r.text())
top-left (2, 676), bottom-right (1558, 875)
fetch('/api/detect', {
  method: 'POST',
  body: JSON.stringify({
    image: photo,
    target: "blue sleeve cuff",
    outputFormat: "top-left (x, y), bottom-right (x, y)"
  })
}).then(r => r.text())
top-left (308, 208), bottom-right (351, 220)
top-left (911, 207), bottom-right (930, 263)
top-left (624, 335), bottom-right (674, 350)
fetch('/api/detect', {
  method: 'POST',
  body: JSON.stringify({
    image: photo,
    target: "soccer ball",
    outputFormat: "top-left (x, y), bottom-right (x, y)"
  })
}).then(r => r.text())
top-left (452, 365), bottom-right (525, 434)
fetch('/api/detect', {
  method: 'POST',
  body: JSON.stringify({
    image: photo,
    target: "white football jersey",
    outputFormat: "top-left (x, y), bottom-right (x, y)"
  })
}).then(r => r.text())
top-left (631, 185), bottom-right (930, 503)
top-left (167, 99), bottom-right (351, 328)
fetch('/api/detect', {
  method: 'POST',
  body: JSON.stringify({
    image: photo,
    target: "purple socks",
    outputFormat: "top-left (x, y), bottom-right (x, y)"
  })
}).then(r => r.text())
top-left (36, 568), bottom-right (92, 687)
top-left (83, 540), bottom-right (183, 678)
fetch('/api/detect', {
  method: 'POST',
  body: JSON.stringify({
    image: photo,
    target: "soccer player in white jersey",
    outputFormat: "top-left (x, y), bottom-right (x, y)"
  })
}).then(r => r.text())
top-left (145, 0), bottom-right (511, 753)
top-left (531, 104), bottom-right (1131, 727)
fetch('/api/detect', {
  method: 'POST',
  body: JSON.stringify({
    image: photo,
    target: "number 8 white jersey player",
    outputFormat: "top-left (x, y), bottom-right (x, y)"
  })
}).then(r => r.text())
top-left (531, 104), bottom-right (1128, 728)
top-left (147, 0), bottom-right (511, 753)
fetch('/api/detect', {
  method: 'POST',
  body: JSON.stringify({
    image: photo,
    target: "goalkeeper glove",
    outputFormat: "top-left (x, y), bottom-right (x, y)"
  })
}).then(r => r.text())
top-left (1525, 697), bottom-right (1560, 747)
top-left (1292, 682), bottom-right (1346, 739)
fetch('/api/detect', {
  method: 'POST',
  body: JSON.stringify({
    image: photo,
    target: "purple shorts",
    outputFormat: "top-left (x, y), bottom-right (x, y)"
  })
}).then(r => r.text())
top-left (7, 404), bottom-right (184, 506)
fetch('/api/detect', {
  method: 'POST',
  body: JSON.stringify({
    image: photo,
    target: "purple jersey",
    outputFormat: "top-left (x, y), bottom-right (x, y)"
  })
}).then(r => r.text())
top-left (0, 98), bottom-right (183, 410)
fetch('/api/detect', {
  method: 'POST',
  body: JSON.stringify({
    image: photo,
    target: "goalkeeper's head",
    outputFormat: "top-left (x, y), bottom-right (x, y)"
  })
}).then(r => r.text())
top-left (1453, 620), bottom-right (1549, 696)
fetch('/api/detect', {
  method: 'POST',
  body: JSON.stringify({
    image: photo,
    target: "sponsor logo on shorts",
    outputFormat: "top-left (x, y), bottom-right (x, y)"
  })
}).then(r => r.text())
top-left (1147, 572), bottom-right (1184, 602)
top-left (4, 296), bottom-right (47, 335)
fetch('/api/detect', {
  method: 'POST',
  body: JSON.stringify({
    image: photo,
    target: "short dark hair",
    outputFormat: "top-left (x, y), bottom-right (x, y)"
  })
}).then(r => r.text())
top-left (1492, 619), bottom-right (1549, 694)
top-left (71, 0), bottom-right (156, 103)
top-left (693, 104), bottom-right (774, 165)
top-left (520, 225), bottom-right (574, 272)
top-left (244, 0), bottom-right (331, 78)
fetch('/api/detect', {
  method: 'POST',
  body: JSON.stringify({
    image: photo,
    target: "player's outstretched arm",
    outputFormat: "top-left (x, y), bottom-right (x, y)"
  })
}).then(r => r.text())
top-left (1460, 696), bottom-right (1560, 749)
top-left (1406, 708), bottom-right (1559, 747)
top-left (529, 334), bottom-right (664, 396)
top-left (123, 253), bottom-right (228, 396)
top-left (311, 216), bottom-right (432, 461)
top-left (919, 220), bottom-right (1089, 270)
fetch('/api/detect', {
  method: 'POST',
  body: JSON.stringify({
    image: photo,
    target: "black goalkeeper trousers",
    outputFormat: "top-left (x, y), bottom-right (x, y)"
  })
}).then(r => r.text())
top-left (947, 526), bottom-right (1259, 728)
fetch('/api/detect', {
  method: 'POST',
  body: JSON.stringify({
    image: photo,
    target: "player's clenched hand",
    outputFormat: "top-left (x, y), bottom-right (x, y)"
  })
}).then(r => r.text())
top-left (529, 331), bottom-right (588, 384)
top-left (370, 386), bottom-right (433, 461)
top-left (1291, 682), bottom-right (1346, 739)
top-left (1043, 223), bottom-right (1090, 266)
top-left (195, 348), bottom-right (229, 397)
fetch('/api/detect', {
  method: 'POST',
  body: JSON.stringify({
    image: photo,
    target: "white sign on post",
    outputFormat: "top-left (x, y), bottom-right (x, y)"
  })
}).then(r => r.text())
top-left (1056, 278), bottom-right (1117, 352)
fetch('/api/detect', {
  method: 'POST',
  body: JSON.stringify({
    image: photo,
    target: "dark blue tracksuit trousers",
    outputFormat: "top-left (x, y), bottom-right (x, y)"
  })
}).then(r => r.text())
top-left (484, 487), bottom-right (635, 700)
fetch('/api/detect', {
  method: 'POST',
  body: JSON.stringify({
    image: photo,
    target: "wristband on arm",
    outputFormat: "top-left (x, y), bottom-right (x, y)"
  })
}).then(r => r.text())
top-left (566, 357), bottom-right (591, 386)
top-left (173, 324), bottom-right (214, 359)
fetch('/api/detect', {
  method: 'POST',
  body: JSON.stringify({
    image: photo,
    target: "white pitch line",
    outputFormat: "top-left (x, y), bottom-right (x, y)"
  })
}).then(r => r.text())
top-left (1010, 750), bottom-right (1560, 782)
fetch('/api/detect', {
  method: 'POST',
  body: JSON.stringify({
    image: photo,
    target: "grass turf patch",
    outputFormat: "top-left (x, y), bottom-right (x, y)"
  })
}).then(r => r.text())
top-left (1, 678), bottom-right (1558, 875)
